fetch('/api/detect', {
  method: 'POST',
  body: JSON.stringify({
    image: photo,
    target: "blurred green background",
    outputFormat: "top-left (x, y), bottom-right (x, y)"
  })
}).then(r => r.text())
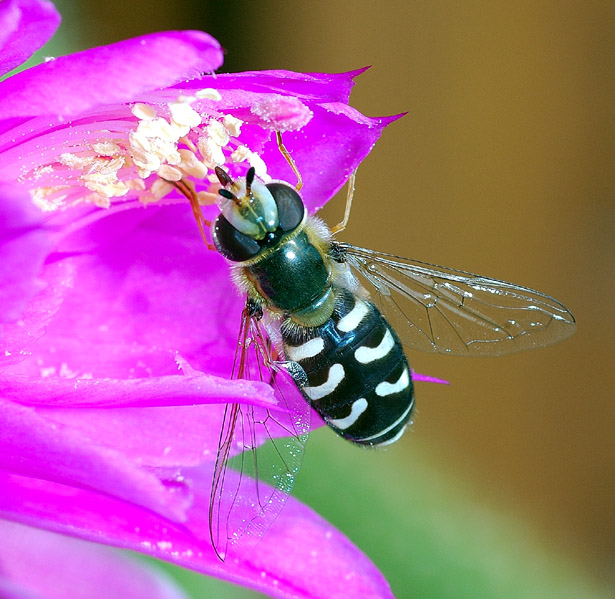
top-left (42, 1), bottom-right (614, 597)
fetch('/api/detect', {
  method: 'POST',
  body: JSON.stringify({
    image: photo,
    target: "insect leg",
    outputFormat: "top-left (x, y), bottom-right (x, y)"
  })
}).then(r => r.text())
top-left (331, 170), bottom-right (357, 234)
top-left (242, 299), bottom-right (308, 387)
top-left (275, 131), bottom-right (303, 191)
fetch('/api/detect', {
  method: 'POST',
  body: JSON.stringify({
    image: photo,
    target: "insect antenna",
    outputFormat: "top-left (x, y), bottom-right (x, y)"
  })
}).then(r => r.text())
top-left (245, 167), bottom-right (256, 196)
top-left (214, 165), bottom-right (234, 187)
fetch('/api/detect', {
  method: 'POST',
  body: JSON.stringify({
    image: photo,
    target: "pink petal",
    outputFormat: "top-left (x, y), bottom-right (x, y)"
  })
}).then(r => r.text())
top-left (179, 68), bottom-right (369, 104)
top-left (2, 365), bottom-right (274, 409)
top-left (0, 183), bottom-right (51, 322)
top-left (169, 73), bottom-right (401, 213)
top-left (0, 255), bottom-right (75, 369)
top-left (274, 110), bottom-right (402, 213)
top-left (0, 0), bottom-right (60, 76)
top-left (0, 520), bottom-right (188, 599)
top-left (0, 397), bottom-right (189, 521)
top-left (0, 30), bottom-right (224, 119)
top-left (0, 578), bottom-right (41, 599)
top-left (0, 469), bottom-right (394, 599)
top-left (2, 205), bottom-right (237, 379)
top-left (413, 372), bottom-right (449, 385)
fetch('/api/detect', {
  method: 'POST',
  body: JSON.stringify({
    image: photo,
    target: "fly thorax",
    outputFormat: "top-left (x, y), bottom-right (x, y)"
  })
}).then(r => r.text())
top-left (243, 231), bottom-right (333, 318)
top-left (287, 287), bottom-right (336, 327)
top-left (213, 167), bottom-right (335, 322)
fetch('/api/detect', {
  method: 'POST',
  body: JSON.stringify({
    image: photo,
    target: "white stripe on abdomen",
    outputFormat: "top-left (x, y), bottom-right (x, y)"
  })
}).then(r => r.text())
top-left (303, 363), bottom-right (345, 400)
top-left (375, 367), bottom-right (410, 397)
top-left (327, 398), bottom-right (368, 430)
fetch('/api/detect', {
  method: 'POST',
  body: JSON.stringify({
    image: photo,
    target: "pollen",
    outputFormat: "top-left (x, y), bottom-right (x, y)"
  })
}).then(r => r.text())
top-left (206, 120), bottom-right (230, 148)
top-left (178, 149), bottom-right (209, 179)
top-left (131, 102), bottom-right (157, 120)
top-left (169, 102), bottom-right (202, 131)
top-left (31, 185), bottom-right (72, 211)
top-left (195, 88), bottom-right (222, 101)
top-left (231, 146), bottom-right (270, 182)
top-left (22, 90), bottom-right (271, 213)
top-left (197, 133), bottom-right (226, 168)
top-left (251, 96), bottom-right (313, 131)
top-left (223, 115), bottom-right (242, 137)
top-left (157, 164), bottom-right (183, 182)
top-left (92, 141), bottom-right (122, 157)
top-left (140, 178), bottom-right (175, 204)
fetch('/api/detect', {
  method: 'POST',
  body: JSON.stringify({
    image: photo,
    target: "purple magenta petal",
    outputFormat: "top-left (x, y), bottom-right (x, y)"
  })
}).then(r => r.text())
top-left (260, 109), bottom-right (402, 213)
top-left (413, 372), bottom-right (449, 384)
top-left (0, 520), bottom-right (188, 599)
top-left (1, 366), bottom-right (274, 409)
top-left (179, 68), bottom-right (369, 104)
top-left (2, 204), bottom-right (238, 379)
top-left (0, 183), bottom-right (52, 322)
top-left (0, 30), bottom-right (224, 119)
top-left (0, 578), bottom-right (42, 599)
top-left (0, 0), bottom-right (60, 76)
top-left (0, 253), bottom-right (74, 369)
top-left (0, 469), bottom-right (394, 599)
top-left (167, 75), bottom-right (401, 213)
top-left (0, 397), bottom-right (189, 521)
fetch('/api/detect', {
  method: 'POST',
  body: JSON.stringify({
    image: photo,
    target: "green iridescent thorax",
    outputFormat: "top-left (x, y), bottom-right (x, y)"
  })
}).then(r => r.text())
top-left (242, 224), bottom-right (335, 327)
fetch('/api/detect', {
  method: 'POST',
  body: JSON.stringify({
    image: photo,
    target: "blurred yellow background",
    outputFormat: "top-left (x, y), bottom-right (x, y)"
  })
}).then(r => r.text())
top-left (45, 1), bottom-right (614, 597)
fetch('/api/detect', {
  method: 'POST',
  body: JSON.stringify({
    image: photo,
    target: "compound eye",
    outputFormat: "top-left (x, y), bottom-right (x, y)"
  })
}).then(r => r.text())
top-left (212, 214), bottom-right (261, 262)
top-left (266, 183), bottom-right (305, 231)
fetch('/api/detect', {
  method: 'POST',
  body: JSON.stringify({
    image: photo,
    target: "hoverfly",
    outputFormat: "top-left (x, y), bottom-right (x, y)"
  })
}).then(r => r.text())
top-left (176, 133), bottom-right (575, 560)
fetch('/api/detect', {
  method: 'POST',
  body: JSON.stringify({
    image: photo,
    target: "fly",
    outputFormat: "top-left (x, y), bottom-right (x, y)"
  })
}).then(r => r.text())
top-left (173, 134), bottom-right (575, 560)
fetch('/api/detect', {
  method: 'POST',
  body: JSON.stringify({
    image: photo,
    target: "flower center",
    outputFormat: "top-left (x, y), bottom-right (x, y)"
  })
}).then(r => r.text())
top-left (23, 90), bottom-right (272, 212)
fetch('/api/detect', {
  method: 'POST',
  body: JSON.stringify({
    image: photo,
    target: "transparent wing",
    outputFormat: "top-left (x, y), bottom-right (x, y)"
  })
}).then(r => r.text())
top-left (338, 243), bottom-right (576, 356)
top-left (209, 300), bottom-right (310, 561)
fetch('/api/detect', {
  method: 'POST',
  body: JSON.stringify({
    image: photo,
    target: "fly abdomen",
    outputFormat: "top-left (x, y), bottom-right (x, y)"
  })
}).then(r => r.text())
top-left (282, 288), bottom-right (414, 446)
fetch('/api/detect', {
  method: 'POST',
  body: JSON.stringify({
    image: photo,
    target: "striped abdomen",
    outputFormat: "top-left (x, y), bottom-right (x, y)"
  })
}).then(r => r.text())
top-left (282, 288), bottom-right (414, 446)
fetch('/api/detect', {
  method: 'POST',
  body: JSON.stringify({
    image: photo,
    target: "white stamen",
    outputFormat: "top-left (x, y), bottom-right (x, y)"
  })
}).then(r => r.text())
top-left (178, 149), bottom-right (209, 179)
top-left (230, 146), bottom-right (270, 181)
top-left (31, 186), bottom-right (71, 211)
top-left (85, 192), bottom-right (112, 208)
top-left (175, 94), bottom-right (197, 104)
top-left (92, 141), bottom-right (121, 157)
top-left (158, 164), bottom-right (183, 182)
top-left (169, 102), bottom-right (201, 127)
top-left (132, 103), bottom-right (157, 120)
top-left (195, 88), bottom-right (222, 101)
top-left (198, 135), bottom-right (225, 167)
top-left (140, 178), bottom-right (174, 204)
top-left (196, 190), bottom-right (218, 205)
top-left (137, 117), bottom-right (181, 143)
top-left (207, 120), bottom-right (230, 147)
top-left (223, 114), bottom-right (243, 137)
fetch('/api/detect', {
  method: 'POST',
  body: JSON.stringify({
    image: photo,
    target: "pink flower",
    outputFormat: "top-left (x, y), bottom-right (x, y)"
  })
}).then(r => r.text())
top-left (0, 1), bottom-right (444, 597)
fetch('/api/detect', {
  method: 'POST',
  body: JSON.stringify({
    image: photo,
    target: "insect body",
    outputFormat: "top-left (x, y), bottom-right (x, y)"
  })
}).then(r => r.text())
top-left (283, 288), bottom-right (413, 446)
top-left (212, 166), bottom-right (414, 447)
top-left (181, 154), bottom-right (575, 560)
